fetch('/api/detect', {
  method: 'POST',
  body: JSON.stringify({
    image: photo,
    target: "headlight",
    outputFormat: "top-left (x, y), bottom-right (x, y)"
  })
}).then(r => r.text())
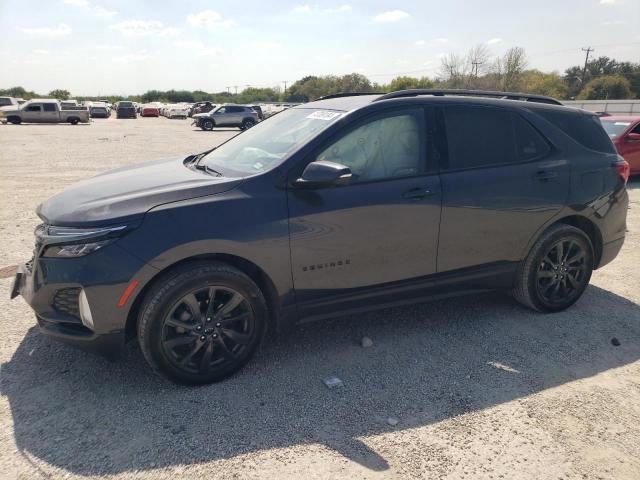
top-left (37, 224), bottom-right (130, 258)
top-left (44, 240), bottom-right (113, 258)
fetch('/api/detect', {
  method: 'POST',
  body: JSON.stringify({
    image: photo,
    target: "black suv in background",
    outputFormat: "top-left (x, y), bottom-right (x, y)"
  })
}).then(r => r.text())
top-left (115, 101), bottom-right (137, 119)
top-left (12, 89), bottom-right (629, 385)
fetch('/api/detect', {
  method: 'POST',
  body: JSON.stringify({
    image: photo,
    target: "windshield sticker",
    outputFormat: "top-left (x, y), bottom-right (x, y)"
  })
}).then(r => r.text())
top-left (614, 122), bottom-right (631, 126)
top-left (306, 111), bottom-right (342, 121)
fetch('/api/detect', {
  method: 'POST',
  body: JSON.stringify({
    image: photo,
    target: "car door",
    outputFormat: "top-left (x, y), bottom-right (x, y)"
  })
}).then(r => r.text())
top-left (22, 103), bottom-right (43, 122)
top-left (227, 106), bottom-right (244, 125)
top-left (41, 103), bottom-right (59, 122)
top-left (436, 104), bottom-right (570, 275)
top-left (213, 107), bottom-right (229, 126)
top-left (287, 107), bottom-right (442, 318)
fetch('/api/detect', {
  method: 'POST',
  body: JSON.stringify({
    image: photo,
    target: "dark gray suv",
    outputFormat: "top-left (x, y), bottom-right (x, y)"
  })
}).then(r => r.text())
top-left (192, 104), bottom-right (259, 131)
top-left (11, 89), bottom-right (629, 385)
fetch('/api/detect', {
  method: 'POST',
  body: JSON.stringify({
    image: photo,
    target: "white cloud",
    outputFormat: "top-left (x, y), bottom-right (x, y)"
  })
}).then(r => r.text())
top-left (32, 49), bottom-right (50, 55)
top-left (293, 4), bottom-right (312, 13)
top-left (110, 20), bottom-right (179, 37)
top-left (373, 10), bottom-right (409, 23)
top-left (63, 0), bottom-right (89, 8)
top-left (186, 10), bottom-right (235, 28)
top-left (19, 23), bottom-right (72, 36)
top-left (94, 5), bottom-right (117, 17)
top-left (487, 37), bottom-right (503, 45)
top-left (176, 41), bottom-right (223, 57)
top-left (600, 0), bottom-right (616, 4)
top-left (293, 4), bottom-right (351, 14)
top-left (415, 40), bottom-right (426, 46)
top-left (601, 19), bottom-right (626, 25)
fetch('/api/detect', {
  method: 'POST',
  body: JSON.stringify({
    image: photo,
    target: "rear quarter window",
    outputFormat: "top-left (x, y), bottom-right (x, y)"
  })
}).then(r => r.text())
top-left (537, 109), bottom-right (616, 154)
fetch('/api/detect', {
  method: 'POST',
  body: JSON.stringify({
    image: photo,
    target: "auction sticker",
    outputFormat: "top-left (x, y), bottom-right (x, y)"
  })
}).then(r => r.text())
top-left (306, 111), bottom-right (342, 121)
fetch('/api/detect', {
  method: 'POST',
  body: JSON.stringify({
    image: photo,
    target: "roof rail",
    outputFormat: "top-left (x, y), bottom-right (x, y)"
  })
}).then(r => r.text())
top-left (316, 92), bottom-right (381, 101)
top-left (373, 89), bottom-right (562, 105)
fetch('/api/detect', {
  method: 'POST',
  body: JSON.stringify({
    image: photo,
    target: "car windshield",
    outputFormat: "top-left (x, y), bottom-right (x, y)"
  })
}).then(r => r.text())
top-left (600, 119), bottom-right (631, 138)
top-left (202, 108), bottom-right (343, 176)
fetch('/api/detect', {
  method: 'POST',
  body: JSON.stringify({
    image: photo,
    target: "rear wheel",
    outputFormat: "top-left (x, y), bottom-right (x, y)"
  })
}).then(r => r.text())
top-left (137, 262), bottom-right (267, 385)
top-left (202, 119), bottom-right (214, 131)
top-left (69, 117), bottom-right (79, 125)
top-left (240, 119), bottom-right (256, 131)
top-left (513, 224), bottom-right (594, 312)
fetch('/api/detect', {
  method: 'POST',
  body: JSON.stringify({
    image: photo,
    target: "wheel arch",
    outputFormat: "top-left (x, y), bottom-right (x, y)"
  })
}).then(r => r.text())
top-left (125, 253), bottom-right (280, 341)
top-left (524, 214), bottom-right (603, 268)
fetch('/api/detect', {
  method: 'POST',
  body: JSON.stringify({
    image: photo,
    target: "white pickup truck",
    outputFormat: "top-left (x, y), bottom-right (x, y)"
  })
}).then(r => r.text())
top-left (0, 99), bottom-right (90, 125)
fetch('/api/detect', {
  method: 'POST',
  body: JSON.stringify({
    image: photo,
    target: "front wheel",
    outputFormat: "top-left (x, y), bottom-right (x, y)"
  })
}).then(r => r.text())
top-left (201, 119), bottom-right (214, 131)
top-left (513, 224), bottom-right (594, 312)
top-left (137, 262), bottom-right (267, 385)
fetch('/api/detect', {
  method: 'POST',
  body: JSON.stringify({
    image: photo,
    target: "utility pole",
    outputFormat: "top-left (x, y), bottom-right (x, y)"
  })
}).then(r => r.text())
top-left (225, 86), bottom-right (231, 94)
top-left (234, 85), bottom-right (238, 95)
top-left (471, 61), bottom-right (482, 77)
top-left (581, 46), bottom-right (594, 84)
top-left (282, 80), bottom-right (287, 94)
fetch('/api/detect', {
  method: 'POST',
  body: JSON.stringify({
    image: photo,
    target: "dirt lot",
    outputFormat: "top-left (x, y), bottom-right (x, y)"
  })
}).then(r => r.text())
top-left (0, 118), bottom-right (639, 480)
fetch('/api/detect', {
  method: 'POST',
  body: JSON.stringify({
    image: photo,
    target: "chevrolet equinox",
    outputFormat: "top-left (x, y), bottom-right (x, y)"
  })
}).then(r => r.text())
top-left (11, 89), bottom-right (630, 385)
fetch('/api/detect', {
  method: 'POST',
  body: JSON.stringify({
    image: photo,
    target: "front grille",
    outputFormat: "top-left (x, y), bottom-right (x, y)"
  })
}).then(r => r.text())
top-left (53, 288), bottom-right (81, 317)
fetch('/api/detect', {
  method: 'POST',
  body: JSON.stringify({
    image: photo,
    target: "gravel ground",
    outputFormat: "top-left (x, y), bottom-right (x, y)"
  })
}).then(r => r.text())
top-left (0, 118), bottom-right (639, 480)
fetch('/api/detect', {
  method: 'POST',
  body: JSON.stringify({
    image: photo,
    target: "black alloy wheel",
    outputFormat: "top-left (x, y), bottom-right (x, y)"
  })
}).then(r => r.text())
top-left (536, 239), bottom-right (588, 305)
top-left (161, 286), bottom-right (254, 375)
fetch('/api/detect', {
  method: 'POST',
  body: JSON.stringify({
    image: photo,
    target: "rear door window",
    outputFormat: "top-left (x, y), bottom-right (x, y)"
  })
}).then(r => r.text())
top-left (512, 113), bottom-right (551, 161)
top-left (43, 103), bottom-right (57, 112)
top-left (442, 106), bottom-right (517, 170)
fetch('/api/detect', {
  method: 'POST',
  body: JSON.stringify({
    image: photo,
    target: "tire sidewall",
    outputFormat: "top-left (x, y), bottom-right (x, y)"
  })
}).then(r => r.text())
top-left (203, 119), bottom-right (214, 131)
top-left (525, 227), bottom-right (594, 312)
top-left (139, 265), bottom-right (267, 385)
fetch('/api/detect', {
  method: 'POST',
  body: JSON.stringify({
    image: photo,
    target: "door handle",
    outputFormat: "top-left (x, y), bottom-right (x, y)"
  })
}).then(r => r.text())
top-left (534, 170), bottom-right (558, 181)
top-left (402, 188), bottom-right (434, 200)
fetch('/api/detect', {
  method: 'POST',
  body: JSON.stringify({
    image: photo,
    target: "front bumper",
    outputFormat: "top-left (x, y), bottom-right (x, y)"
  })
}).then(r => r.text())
top-left (12, 242), bottom-right (148, 358)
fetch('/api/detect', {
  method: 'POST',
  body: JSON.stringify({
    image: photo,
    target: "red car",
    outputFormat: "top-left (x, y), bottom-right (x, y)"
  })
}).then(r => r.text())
top-left (600, 115), bottom-right (640, 176)
top-left (141, 106), bottom-right (160, 117)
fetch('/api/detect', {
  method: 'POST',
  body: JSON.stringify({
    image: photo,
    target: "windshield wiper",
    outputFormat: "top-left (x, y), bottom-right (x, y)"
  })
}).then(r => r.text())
top-left (192, 163), bottom-right (223, 177)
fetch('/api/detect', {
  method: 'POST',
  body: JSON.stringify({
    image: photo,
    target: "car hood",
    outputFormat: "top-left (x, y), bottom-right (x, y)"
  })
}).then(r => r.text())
top-left (37, 157), bottom-right (242, 227)
top-left (1, 106), bottom-right (19, 113)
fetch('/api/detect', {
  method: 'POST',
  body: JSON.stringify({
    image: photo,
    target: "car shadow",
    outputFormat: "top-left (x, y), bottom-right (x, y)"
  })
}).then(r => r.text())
top-left (627, 176), bottom-right (640, 190)
top-left (2, 286), bottom-right (639, 475)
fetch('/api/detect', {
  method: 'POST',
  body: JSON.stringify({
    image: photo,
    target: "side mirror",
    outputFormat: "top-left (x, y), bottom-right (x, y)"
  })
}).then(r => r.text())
top-left (293, 160), bottom-right (352, 189)
top-left (626, 133), bottom-right (640, 142)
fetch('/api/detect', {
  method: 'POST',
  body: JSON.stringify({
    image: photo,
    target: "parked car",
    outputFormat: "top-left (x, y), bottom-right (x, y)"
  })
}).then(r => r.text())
top-left (166, 104), bottom-right (189, 119)
top-left (60, 99), bottom-right (79, 109)
top-left (0, 96), bottom-right (19, 108)
top-left (89, 104), bottom-right (110, 118)
top-left (192, 104), bottom-right (259, 131)
top-left (141, 105), bottom-right (160, 117)
top-left (11, 89), bottom-right (629, 385)
top-left (1, 99), bottom-right (90, 124)
top-left (248, 105), bottom-right (264, 120)
top-left (116, 101), bottom-right (137, 119)
top-left (189, 101), bottom-right (215, 117)
top-left (599, 115), bottom-right (640, 175)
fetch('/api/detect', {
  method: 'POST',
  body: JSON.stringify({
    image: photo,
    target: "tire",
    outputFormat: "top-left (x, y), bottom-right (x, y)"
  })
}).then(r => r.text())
top-left (202, 119), bottom-right (214, 131)
top-left (7, 116), bottom-right (21, 125)
top-left (137, 262), bottom-right (268, 385)
top-left (241, 119), bottom-right (256, 131)
top-left (69, 117), bottom-right (79, 125)
top-left (513, 224), bottom-right (594, 312)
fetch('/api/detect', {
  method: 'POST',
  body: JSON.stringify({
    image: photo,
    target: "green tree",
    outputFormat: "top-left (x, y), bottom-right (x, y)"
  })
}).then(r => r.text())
top-left (519, 70), bottom-right (567, 99)
top-left (386, 76), bottom-right (434, 91)
top-left (577, 75), bottom-right (633, 100)
top-left (48, 89), bottom-right (70, 100)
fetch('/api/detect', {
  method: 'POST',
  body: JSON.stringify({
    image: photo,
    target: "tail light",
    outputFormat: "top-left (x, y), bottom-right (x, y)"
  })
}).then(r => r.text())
top-left (613, 156), bottom-right (630, 184)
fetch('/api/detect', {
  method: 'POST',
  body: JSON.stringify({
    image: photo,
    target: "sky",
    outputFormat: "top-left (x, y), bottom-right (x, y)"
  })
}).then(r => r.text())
top-left (0, 0), bottom-right (638, 96)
